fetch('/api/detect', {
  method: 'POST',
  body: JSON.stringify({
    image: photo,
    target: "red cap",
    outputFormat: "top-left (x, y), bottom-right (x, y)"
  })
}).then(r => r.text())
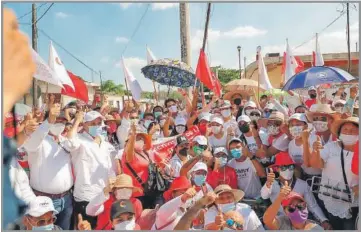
top-left (281, 192), bottom-right (305, 207)
top-left (273, 152), bottom-right (295, 167)
top-left (163, 176), bottom-right (191, 202)
top-left (5, 112), bottom-right (14, 124)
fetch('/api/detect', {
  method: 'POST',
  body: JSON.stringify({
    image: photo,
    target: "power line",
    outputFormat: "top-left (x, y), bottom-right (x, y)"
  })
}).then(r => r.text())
top-left (34, 3), bottom-right (54, 25)
top-left (120, 3), bottom-right (150, 57)
top-left (17, 3), bottom-right (47, 21)
top-left (294, 10), bottom-right (346, 50)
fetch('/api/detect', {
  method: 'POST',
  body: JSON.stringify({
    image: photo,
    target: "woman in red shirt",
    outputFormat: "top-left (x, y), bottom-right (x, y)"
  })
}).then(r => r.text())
top-left (207, 147), bottom-right (237, 189)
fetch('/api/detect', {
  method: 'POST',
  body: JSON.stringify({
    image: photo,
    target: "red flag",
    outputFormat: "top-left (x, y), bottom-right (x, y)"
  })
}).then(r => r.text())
top-left (195, 49), bottom-right (214, 90)
top-left (281, 52), bottom-right (304, 75)
top-left (312, 51), bottom-right (316, 67)
top-left (211, 71), bottom-right (222, 97)
top-left (61, 71), bottom-right (89, 102)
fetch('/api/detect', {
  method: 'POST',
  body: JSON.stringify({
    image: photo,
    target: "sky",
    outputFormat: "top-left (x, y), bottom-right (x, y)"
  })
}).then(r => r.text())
top-left (6, 2), bottom-right (359, 91)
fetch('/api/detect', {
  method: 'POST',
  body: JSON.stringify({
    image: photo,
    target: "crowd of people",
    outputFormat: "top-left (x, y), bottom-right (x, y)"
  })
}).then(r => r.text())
top-left (2, 7), bottom-right (360, 231)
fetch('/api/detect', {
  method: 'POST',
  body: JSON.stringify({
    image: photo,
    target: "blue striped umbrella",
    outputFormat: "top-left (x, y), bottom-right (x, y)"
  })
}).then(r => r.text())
top-left (282, 66), bottom-right (356, 91)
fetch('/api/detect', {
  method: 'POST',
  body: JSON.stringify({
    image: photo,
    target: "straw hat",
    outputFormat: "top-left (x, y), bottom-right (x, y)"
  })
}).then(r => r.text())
top-left (331, 117), bottom-right (359, 136)
top-left (105, 115), bottom-right (121, 125)
top-left (223, 90), bottom-right (249, 102)
top-left (267, 111), bottom-right (285, 122)
top-left (214, 185), bottom-right (245, 203)
top-left (306, 104), bottom-right (336, 122)
top-left (113, 174), bottom-right (141, 193)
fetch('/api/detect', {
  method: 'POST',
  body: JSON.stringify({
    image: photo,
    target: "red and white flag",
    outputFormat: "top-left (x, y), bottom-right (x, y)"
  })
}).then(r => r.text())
top-left (282, 40), bottom-right (304, 82)
top-left (257, 46), bottom-right (273, 90)
top-left (61, 71), bottom-right (89, 103)
top-left (146, 46), bottom-right (157, 64)
top-left (121, 57), bottom-right (142, 101)
top-left (312, 33), bottom-right (324, 66)
top-left (49, 41), bottom-right (75, 90)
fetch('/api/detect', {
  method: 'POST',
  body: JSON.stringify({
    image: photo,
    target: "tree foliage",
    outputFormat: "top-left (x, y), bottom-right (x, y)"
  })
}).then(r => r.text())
top-left (101, 80), bottom-right (125, 95)
top-left (211, 66), bottom-right (240, 85)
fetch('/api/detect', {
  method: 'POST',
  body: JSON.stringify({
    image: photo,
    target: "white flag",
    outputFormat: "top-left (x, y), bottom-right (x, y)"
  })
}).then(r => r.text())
top-left (284, 40), bottom-right (297, 82)
top-left (121, 57), bottom-right (142, 101)
top-left (257, 46), bottom-right (273, 91)
top-left (146, 46), bottom-right (157, 64)
top-left (31, 48), bottom-right (64, 88)
top-left (49, 41), bottom-right (75, 90)
top-left (314, 33), bottom-right (324, 66)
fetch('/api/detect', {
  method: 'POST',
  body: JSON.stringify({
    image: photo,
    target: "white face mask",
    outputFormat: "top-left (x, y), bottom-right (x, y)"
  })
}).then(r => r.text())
top-left (144, 120), bottom-right (152, 129)
top-left (49, 123), bottom-right (65, 136)
top-left (313, 121), bottom-right (328, 132)
top-left (250, 115), bottom-right (260, 122)
top-left (245, 109), bottom-right (253, 116)
top-left (221, 109), bottom-right (232, 118)
top-left (69, 108), bottom-right (77, 115)
top-left (289, 126), bottom-right (304, 138)
top-left (339, 134), bottom-right (359, 146)
top-left (115, 188), bottom-right (133, 200)
top-left (152, 131), bottom-right (161, 140)
top-left (176, 126), bottom-right (186, 134)
top-left (159, 119), bottom-right (166, 127)
top-left (218, 202), bottom-right (236, 213)
top-left (267, 125), bottom-right (280, 135)
top-left (114, 218), bottom-right (136, 230)
top-left (169, 105), bottom-right (178, 113)
top-left (335, 106), bottom-right (343, 113)
top-left (280, 169), bottom-right (294, 180)
top-left (212, 126), bottom-right (221, 134)
top-left (134, 140), bottom-right (144, 151)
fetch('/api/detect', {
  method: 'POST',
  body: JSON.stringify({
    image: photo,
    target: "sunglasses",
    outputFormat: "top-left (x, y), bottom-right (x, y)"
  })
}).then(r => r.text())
top-left (287, 203), bottom-right (306, 213)
top-left (280, 165), bottom-right (295, 172)
top-left (30, 216), bottom-right (57, 227)
top-left (267, 121), bottom-right (282, 127)
top-left (226, 218), bottom-right (243, 230)
top-left (249, 113), bottom-right (260, 117)
top-left (313, 116), bottom-right (327, 122)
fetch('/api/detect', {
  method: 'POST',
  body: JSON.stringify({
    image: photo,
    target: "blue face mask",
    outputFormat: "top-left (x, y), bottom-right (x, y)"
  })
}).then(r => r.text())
top-left (218, 157), bottom-right (228, 167)
top-left (144, 120), bottom-right (153, 130)
top-left (264, 112), bottom-right (271, 118)
top-left (32, 224), bottom-right (54, 230)
top-left (88, 125), bottom-right (103, 137)
top-left (230, 149), bottom-right (242, 159)
top-left (154, 112), bottom-right (162, 119)
top-left (193, 174), bottom-right (206, 186)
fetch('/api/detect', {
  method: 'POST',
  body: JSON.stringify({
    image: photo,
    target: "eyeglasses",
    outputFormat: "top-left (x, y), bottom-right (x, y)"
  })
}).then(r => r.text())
top-left (287, 202), bottom-right (306, 213)
top-left (249, 113), bottom-right (260, 117)
top-left (196, 144), bottom-right (208, 150)
top-left (226, 218), bottom-right (243, 230)
top-left (280, 165), bottom-right (295, 171)
top-left (29, 216), bottom-right (57, 227)
top-left (267, 121), bottom-right (282, 127)
top-left (313, 116), bottom-right (327, 122)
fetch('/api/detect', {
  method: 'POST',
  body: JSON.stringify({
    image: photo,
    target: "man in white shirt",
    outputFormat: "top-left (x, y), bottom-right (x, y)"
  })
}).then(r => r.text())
top-left (23, 104), bottom-right (76, 230)
top-left (208, 117), bottom-right (228, 149)
top-left (220, 100), bottom-right (238, 134)
top-left (169, 135), bottom-right (191, 178)
top-left (68, 110), bottom-right (118, 229)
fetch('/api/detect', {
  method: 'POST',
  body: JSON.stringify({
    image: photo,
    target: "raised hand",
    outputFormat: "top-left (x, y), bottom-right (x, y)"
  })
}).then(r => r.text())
top-left (266, 168), bottom-right (275, 188)
top-left (312, 136), bottom-right (323, 151)
top-left (181, 186), bottom-right (197, 203)
top-left (278, 181), bottom-right (291, 200)
top-left (215, 208), bottom-right (225, 227)
top-left (77, 214), bottom-right (92, 230)
top-left (199, 191), bottom-right (217, 206)
top-left (301, 129), bottom-right (310, 143)
top-left (48, 103), bottom-right (61, 123)
top-left (75, 111), bottom-right (84, 123)
top-left (103, 177), bottom-right (116, 195)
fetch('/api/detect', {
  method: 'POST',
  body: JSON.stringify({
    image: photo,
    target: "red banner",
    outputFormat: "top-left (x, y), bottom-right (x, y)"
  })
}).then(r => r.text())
top-left (151, 126), bottom-right (200, 164)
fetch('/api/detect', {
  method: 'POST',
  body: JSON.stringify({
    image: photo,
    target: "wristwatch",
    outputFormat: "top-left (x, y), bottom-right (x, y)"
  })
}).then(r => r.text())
top-left (250, 155), bottom-right (256, 160)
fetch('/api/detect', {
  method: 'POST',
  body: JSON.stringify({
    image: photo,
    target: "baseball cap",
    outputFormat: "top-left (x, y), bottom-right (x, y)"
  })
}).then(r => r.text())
top-left (190, 162), bottom-right (208, 173)
top-left (111, 199), bottom-right (134, 220)
top-left (176, 135), bottom-right (189, 146)
top-left (25, 196), bottom-right (58, 217)
top-left (198, 112), bottom-right (211, 122)
top-left (237, 115), bottom-right (251, 123)
top-left (332, 99), bottom-right (346, 107)
top-left (288, 113), bottom-right (308, 124)
top-left (221, 100), bottom-right (232, 109)
top-left (273, 151), bottom-right (295, 167)
top-left (281, 192), bottom-right (305, 207)
top-left (264, 103), bottom-right (275, 110)
top-left (228, 137), bottom-right (243, 147)
top-left (243, 101), bottom-right (257, 109)
top-left (213, 147), bottom-right (228, 155)
top-left (175, 116), bottom-right (187, 126)
top-left (268, 111), bottom-right (285, 122)
top-left (84, 111), bottom-right (105, 122)
top-left (211, 116), bottom-right (224, 125)
top-left (308, 86), bottom-right (317, 91)
top-left (193, 135), bottom-right (208, 146)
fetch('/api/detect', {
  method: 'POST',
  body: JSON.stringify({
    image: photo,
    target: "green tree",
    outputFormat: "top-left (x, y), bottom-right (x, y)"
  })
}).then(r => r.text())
top-left (101, 80), bottom-right (125, 95)
top-left (141, 91), bottom-right (154, 99)
top-left (211, 66), bottom-right (240, 85)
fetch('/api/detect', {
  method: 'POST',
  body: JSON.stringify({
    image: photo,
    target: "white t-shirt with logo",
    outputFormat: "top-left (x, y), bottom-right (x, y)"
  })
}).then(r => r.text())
top-left (227, 158), bottom-right (262, 199)
top-left (288, 139), bottom-right (322, 176)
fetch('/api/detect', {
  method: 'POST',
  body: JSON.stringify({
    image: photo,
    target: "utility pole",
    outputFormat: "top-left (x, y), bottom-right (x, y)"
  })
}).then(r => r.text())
top-left (199, 3), bottom-right (211, 94)
top-left (179, 3), bottom-right (192, 97)
top-left (356, 42), bottom-right (358, 52)
top-left (32, 3), bottom-right (38, 107)
top-left (346, 2), bottom-right (351, 72)
top-left (99, 71), bottom-right (104, 104)
top-left (237, 46), bottom-right (241, 78)
top-left (244, 57), bottom-right (247, 79)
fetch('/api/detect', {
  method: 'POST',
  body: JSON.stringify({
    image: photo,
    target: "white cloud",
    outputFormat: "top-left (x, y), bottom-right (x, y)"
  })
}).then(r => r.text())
top-left (55, 12), bottom-right (69, 18)
top-left (115, 37), bottom-right (129, 43)
top-left (119, 3), bottom-right (132, 9)
top-left (115, 57), bottom-right (147, 69)
top-left (191, 29), bottom-right (222, 51)
top-left (152, 3), bottom-right (178, 11)
top-left (223, 26), bottom-right (268, 38)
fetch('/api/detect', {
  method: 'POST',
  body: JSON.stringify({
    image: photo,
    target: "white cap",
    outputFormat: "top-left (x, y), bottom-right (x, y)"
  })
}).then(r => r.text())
top-left (264, 103), bottom-right (275, 110)
top-left (214, 147), bottom-right (228, 155)
top-left (221, 100), bottom-right (232, 108)
top-left (289, 113), bottom-right (308, 124)
top-left (211, 116), bottom-right (224, 125)
top-left (190, 162), bottom-right (208, 173)
top-left (193, 135), bottom-right (208, 146)
top-left (25, 196), bottom-right (58, 217)
top-left (175, 116), bottom-right (187, 126)
top-left (228, 137), bottom-right (243, 147)
top-left (84, 111), bottom-right (104, 122)
top-left (244, 101), bottom-right (257, 109)
top-left (332, 99), bottom-right (346, 107)
top-left (198, 112), bottom-right (211, 122)
top-left (237, 115), bottom-right (251, 123)
top-left (308, 86), bottom-right (317, 91)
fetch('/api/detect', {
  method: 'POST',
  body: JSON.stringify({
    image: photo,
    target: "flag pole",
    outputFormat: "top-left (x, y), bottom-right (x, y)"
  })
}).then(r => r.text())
top-left (200, 3), bottom-right (211, 95)
top-left (257, 46), bottom-right (261, 100)
top-left (124, 77), bottom-right (130, 101)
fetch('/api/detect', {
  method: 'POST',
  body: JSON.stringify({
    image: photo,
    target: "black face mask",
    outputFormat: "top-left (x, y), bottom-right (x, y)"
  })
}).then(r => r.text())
top-left (309, 94), bottom-right (317, 99)
top-left (234, 98), bottom-right (242, 105)
top-left (239, 123), bottom-right (250, 133)
top-left (179, 148), bottom-right (188, 156)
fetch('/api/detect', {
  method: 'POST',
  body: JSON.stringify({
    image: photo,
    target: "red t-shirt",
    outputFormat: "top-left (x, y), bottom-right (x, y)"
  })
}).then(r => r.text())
top-left (207, 166), bottom-right (238, 189)
top-left (352, 141), bottom-right (359, 175)
top-left (305, 99), bottom-right (317, 109)
top-left (95, 194), bottom-right (143, 230)
top-left (121, 152), bottom-right (150, 198)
